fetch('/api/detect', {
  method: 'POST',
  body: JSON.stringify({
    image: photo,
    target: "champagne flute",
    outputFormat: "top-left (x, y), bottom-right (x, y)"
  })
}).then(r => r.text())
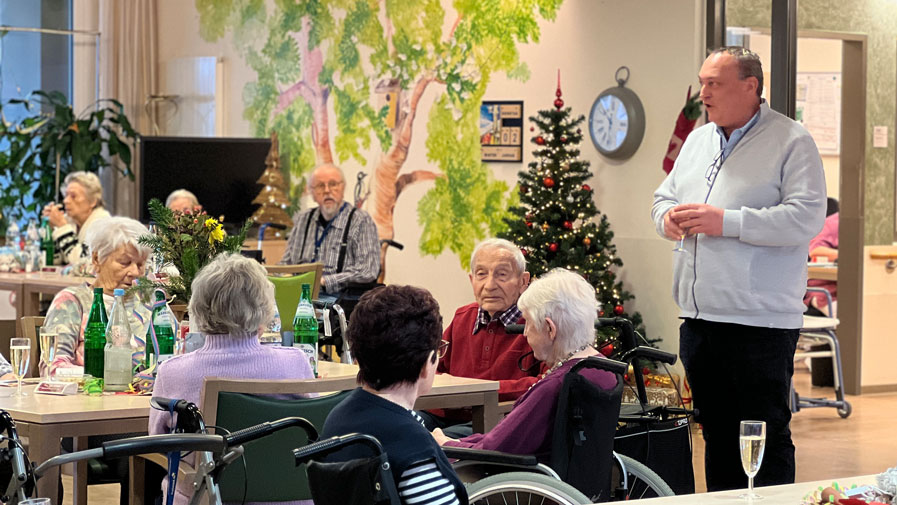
top-left (673, 234), bottom-right (687, 253)
top-left (39, 329), bottom-right (57, 379)
top-left (9, 338), bottom-right (31, 397)
top-left (739, 420), bottom-right (766, 500)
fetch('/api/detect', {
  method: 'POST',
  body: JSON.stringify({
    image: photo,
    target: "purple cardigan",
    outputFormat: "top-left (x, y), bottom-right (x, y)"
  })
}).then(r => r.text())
top-left (149, 332), bottom-right (315, 505)
top-left (444, 357), bottom-right (616, 459)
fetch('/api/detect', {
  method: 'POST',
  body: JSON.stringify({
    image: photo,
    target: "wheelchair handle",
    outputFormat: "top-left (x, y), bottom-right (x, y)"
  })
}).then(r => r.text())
top-left (571, 356), bottom-right (628, 376)
top-left (619, 346), bottom-right (677, 366)
top-left (294, 433), bottom-right (385, 466)
top-left (150, 397), bottom-right (192, 414)
top-left (507, 317), bottom-right (637, 335)
top-left (225, 416), bottom-right (318, 448)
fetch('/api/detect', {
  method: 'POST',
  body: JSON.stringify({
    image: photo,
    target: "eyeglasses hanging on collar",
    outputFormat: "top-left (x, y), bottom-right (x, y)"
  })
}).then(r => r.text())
top-left (704, 148), bottom-right (725, 187)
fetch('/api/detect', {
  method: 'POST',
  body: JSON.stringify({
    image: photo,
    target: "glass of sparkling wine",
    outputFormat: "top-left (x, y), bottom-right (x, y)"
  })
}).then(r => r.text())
top-left (739, 420), bottom-right (766, 500)
top-left (9, 338), bottom-right (31, 397)
top-left (39, 330), bottom-right (57, 379)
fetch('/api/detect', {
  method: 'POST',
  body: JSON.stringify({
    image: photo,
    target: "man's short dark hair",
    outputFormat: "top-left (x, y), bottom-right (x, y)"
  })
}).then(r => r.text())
top-left (347, 285), bottom-right (443, 390)
top-left (711, 46), bottom-right (763, 98)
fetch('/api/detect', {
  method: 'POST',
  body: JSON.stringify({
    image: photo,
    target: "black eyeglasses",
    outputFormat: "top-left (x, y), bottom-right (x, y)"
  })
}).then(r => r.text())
top-left (704, 148), bottom-right (725, 187)
top-left (436, 339), bottom-right (450, 360)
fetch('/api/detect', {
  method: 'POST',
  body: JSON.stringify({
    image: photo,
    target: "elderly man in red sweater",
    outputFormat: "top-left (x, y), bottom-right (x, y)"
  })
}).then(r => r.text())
top-left (418, 238), bottom-right (543, 437)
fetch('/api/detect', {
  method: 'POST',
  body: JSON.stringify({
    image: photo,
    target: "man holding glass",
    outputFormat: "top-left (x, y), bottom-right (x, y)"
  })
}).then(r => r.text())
top-left (651, 47), bottom-right (826, 492)
top-left (280, 163), bottom-right (380, 298)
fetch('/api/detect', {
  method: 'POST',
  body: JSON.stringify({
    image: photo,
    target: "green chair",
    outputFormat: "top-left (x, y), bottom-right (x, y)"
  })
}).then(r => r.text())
top-left (266, 263), bottom-right (323, 322)
top-left (201, 375), bottom-right (358, 501)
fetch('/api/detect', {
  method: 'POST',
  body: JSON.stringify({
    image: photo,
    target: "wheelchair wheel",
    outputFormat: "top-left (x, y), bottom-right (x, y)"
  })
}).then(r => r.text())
top-left (466, 471), bottom-right (591, 505)
top-left (610, 454), bottom-right (674, 500)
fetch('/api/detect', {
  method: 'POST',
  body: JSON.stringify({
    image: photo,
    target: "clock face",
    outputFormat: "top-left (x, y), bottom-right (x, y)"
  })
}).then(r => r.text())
top-left (589, 94), bottom-right (630, 152)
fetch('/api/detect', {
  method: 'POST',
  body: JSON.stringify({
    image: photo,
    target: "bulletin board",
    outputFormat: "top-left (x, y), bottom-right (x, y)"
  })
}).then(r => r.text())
top-left (795, 72), bottom-right (841, 155)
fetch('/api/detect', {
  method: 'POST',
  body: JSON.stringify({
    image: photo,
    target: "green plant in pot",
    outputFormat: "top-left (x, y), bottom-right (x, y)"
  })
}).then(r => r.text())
top-left (0, 90), bottom-right (137, 232)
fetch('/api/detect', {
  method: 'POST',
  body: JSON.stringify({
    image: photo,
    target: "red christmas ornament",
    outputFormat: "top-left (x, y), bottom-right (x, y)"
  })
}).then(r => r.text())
top-left (548, 242), bottom-right (559, 252)
top-left (520, 185), bottom-right (528, 194)
top-left (583, 237), bottom-right (591, 246)
top-left (521, 248), bottom-right (528, 256)
top-left (582, 184), bottom-right (591, 192)
top-left (599, 343), bottom-right (614, 357)
top-left (554, 97), bottom-right (564, 109)
top-left (563, 221), bottom-right (573, 229)
top-left (560, 136), bottom-right (567, 143)
top-left (642, 366), bottom-right (651, 376)
top-left (526, 221), bottom-right (533, 228)
top-left (530, 126), bottom-right (535, 132)
top-left (535, 136), bottom-right (545, 145)
top-left (614, 304), bottom-right (624, 315)
top-left (543, 177), bottom-right (555, 188)
top-left (599, 310), bottom-right (605, 317)
top-left (576, 128), bottom-right (582, 135)
top-left (554, 69), bottom-right (565, 110)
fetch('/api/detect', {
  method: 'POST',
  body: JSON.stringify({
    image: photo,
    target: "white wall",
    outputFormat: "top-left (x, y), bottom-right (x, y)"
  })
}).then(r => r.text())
top-left (155, 0), bottom-right (705, 355)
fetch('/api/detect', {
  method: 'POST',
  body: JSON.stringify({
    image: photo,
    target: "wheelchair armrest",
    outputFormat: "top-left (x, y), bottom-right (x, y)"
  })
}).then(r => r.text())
top-left (441, 447), bottom-right (538, 467)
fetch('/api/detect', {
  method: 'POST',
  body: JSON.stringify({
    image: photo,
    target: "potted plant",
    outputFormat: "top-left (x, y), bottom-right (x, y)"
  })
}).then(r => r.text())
top-left (0, 90), bottom-right (137, 232)
top-left (138, 199), bottom-right (250, 307)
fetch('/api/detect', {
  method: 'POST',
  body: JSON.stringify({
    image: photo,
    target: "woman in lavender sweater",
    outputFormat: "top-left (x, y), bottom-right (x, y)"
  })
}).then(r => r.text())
top-left (432, 268), bottom-right (617, 460)
top-left (149, 253), bottom-right (315, 505)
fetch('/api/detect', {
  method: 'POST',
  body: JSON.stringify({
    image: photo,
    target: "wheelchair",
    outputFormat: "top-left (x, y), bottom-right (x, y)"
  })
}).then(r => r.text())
top-left (294, 354), bottom-right (674, 504)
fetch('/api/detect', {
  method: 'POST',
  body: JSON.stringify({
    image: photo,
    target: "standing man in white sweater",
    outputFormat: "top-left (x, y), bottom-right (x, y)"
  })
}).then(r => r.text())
top-left (652, 47), bottom-right (826, 492)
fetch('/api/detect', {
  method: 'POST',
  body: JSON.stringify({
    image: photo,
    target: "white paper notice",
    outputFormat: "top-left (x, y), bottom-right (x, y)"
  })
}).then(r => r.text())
top-left (874, 126), bottom-right (888, 148)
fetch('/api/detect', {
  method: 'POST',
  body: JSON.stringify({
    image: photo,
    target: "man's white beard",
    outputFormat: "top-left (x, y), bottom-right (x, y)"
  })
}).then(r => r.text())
top-left (320, 202), bottom-right (340, 220)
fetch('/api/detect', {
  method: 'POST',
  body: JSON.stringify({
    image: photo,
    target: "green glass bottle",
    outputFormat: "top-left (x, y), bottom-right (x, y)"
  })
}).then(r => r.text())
top-left (293, 284), bottom-right (318, 376)
top-left (40, 218), bottom-right (54, 266)
top-left (144, 290), bottom-right (176, 368)
top-left (84, 287), bottom-right (108, 378)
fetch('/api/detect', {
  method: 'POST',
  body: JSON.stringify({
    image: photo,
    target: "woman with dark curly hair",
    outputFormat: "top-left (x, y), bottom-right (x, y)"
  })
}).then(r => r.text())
top-left (321, 285), bottom-right (467, 505)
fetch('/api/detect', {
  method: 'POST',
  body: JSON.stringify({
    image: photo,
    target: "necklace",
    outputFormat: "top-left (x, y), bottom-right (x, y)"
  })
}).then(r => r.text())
top-left (537, 343), bottom-right (591, 382)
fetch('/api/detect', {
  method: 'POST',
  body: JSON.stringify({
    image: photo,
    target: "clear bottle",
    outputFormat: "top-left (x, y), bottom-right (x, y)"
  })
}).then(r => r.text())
top-left (260, 305), bottom-right (282, 345)
top-left (104, 288), bottom-right (134, 391)
top-left (25, 218), bottom-right (39, 247)
top-left (144, 290), bottom-right (176, 368)
top-left (293, 284), bottom-right (318, 376)
top-left (5, 220), bottom-right (20, 251)
top-left (84, 287), bottom-right (108, 378)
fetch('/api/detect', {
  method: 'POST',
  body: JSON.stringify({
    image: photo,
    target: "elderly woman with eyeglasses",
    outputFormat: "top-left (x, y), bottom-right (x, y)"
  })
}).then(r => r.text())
top-left (42, 171), bottom-right (111, 266)
top-left (433, 268), bottom-right (617, 461)
top-left (321, 285), bottom-right (467, 505)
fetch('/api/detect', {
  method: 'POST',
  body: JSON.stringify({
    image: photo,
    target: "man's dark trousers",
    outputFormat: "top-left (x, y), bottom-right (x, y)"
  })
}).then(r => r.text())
top-left (680, 318), bottom-right (800, 492)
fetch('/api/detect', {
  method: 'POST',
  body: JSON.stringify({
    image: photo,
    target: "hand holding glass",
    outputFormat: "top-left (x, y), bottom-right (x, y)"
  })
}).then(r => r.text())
top-left (39, 330), bottom-right (57, 379)
top-left (739, 420), bottom-right (766, 500)
top-left (9, 338), bottom-right (31, 397)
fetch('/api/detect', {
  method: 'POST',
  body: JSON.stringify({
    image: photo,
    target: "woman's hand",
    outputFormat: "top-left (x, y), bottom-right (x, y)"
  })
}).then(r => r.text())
top-left (431, 428), bottom-right (456, 446)
top-left (42, 203), bottom-right (66, 228)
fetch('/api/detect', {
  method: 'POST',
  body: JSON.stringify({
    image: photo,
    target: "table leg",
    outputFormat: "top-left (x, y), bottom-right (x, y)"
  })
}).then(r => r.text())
top-left (27, 425), bottom-right (60, 503)
top-left (72, 436), bottom-right (88, 505)
top-left (470, 390), bottom-right (500, 434)
top-left (22, 288), bottom-right (41, 319)
top-left (129, 456), bottom-right (145, 505)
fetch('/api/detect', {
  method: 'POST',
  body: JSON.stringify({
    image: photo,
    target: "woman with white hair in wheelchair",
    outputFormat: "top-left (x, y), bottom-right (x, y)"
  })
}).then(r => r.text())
top-left (433, 268), bottom-right (617, 460)
top-left (321, 284), bottom-right (467, 505)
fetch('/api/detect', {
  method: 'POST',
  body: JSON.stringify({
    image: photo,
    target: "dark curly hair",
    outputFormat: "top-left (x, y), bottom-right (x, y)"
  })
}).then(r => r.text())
top-left (347, 285), bottom-right (443, 390)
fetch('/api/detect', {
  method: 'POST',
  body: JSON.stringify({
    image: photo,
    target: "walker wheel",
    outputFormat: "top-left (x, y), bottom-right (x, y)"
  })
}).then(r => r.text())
top-left (837, 401), bottom-right (852, 419)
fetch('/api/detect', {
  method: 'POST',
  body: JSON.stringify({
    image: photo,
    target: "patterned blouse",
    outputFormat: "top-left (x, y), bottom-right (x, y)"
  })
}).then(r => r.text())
top-left (41, 282), bottom-right (153, 376)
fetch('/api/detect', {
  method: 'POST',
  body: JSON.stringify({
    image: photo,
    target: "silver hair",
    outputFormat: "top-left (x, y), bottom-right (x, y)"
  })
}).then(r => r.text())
top-left (165, 189), bottom-right (200, 208)
top-left (470, 238), bottom-right (526, 274)
top-left (63, 171), bottom-right (105, 208)
top-left (188, 253), bottom-right (275, 336)
top-left (710, 46), bottom-right (764, 98)
top-left (86, 217), bottom-right (151, 264)
top-left (517, 268), bottom-right (598, 354)
top-left (308, 163), bottom-right (346, 188)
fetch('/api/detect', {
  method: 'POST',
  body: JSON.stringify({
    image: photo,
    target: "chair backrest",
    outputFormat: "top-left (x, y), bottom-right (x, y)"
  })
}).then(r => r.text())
top-left (549, 357), bottom-right (624, 502)
top-left (200, 375), bottom-right (358, 502)
top-left (267, 262), bottom-right (324, 321)
top-left (20, 316), bottom-right (43, 378)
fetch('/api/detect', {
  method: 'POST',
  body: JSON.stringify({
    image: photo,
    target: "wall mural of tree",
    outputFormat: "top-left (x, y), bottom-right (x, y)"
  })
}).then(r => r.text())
top-left (196, 0), bottom-right (563, 274)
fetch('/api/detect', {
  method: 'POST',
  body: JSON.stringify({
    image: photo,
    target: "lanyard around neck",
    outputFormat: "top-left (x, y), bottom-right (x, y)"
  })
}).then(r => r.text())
top-left (313, 202), bottom-right (347, 260)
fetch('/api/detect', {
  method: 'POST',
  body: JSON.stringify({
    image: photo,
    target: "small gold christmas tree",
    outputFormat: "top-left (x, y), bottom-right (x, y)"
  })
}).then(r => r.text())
top-left (251, 132), bottom-right (293, 238)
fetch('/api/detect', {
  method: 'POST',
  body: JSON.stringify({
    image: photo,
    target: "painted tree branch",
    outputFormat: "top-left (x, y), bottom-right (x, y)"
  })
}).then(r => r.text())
top-left (396, 170), bottom-right (441, 198)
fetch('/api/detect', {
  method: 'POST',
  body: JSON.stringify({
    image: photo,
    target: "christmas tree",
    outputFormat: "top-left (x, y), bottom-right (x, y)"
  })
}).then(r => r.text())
top-left (499, 76), bottom-right (653, 357)
top-left (251, 132), bottom-right (293, 238)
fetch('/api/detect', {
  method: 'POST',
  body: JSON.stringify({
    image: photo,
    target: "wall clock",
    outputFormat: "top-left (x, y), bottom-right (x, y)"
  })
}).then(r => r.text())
top-left (588, 66), bottom-right (645, 160)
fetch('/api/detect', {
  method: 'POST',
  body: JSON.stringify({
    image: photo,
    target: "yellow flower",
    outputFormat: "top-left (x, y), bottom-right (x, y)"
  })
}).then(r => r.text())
top-left (204, 217), bottom-right (219, 228)
top-left (208, 224), bottom-right (225, 244)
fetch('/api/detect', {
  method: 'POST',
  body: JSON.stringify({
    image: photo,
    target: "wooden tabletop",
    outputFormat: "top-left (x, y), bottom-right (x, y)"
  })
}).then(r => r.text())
top-left (634, 475), bottom-right (874, 504)
top-left (0, 387), bottom-right (151, 424)
top-left (808, 265), bottom-right (837, 281)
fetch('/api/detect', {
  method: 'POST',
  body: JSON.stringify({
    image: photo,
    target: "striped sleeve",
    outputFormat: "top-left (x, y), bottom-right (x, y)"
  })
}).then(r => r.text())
top-left (397, 459), bottom-right (459, 505)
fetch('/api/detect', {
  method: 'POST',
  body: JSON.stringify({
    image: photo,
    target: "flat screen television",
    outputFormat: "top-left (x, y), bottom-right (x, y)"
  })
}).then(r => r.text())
top-left (138, 136), bottom-right (272, 229)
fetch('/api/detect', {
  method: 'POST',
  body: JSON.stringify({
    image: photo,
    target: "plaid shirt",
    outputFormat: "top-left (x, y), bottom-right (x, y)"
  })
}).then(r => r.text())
top-left (280, 203), bottom-right (380, 294)
top-left (473, 304), bottom-right (523, 334)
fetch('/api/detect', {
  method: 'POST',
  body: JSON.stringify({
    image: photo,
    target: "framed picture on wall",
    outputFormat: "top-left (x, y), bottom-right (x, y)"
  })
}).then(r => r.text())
top-left (480, 101), bottom-right (524, 162)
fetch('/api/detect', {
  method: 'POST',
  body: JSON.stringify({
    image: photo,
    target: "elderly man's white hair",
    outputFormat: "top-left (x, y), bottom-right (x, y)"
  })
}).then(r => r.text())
top-left (86, 217), bottom-right (151, 264)
top-left (470, 238), bottom-right (526, 274)
top-left (165, 189), bottom-right (200, 208)
top-left (518, 268), bottom-right (598, 353)
top-left (64, 171), bottom-right (105, 208)
top-left (307, 163), bottom-right (346, 188)
top-left (188, 253), bottom-right (276, 336)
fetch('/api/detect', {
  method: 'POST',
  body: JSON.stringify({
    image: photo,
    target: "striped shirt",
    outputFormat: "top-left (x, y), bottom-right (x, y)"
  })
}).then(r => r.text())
top-left (280, 203), bottom-right (380, 294)
top-left (473, 304), bottom-right (523, 334)
top-left (398, 411), bottom-right (460, 505)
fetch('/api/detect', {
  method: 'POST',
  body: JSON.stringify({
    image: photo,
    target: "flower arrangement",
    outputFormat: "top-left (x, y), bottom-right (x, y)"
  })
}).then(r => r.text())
top-left (138, 198), bottom-right (249, 304)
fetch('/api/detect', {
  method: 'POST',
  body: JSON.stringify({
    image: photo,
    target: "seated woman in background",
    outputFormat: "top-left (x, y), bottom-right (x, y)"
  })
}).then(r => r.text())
top-left (433, 268), bottom-right (617, 460)
top-left (165, 188), bottom-right (202, 214)
top-left (41, 171), bottom-right (111, 266)
top-left (43, 217), bottom-right (153, 373)
top-left (806, 210), bottom-right (839, 316)
top-left (150, 253), bottom-right (315, 505)
top-left (321, 285), bottom-right (466, 505)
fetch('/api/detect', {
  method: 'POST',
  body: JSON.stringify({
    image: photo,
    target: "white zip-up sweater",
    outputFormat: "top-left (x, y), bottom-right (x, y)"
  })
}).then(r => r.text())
top-left (652, 101), bottom-right (826, 329)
